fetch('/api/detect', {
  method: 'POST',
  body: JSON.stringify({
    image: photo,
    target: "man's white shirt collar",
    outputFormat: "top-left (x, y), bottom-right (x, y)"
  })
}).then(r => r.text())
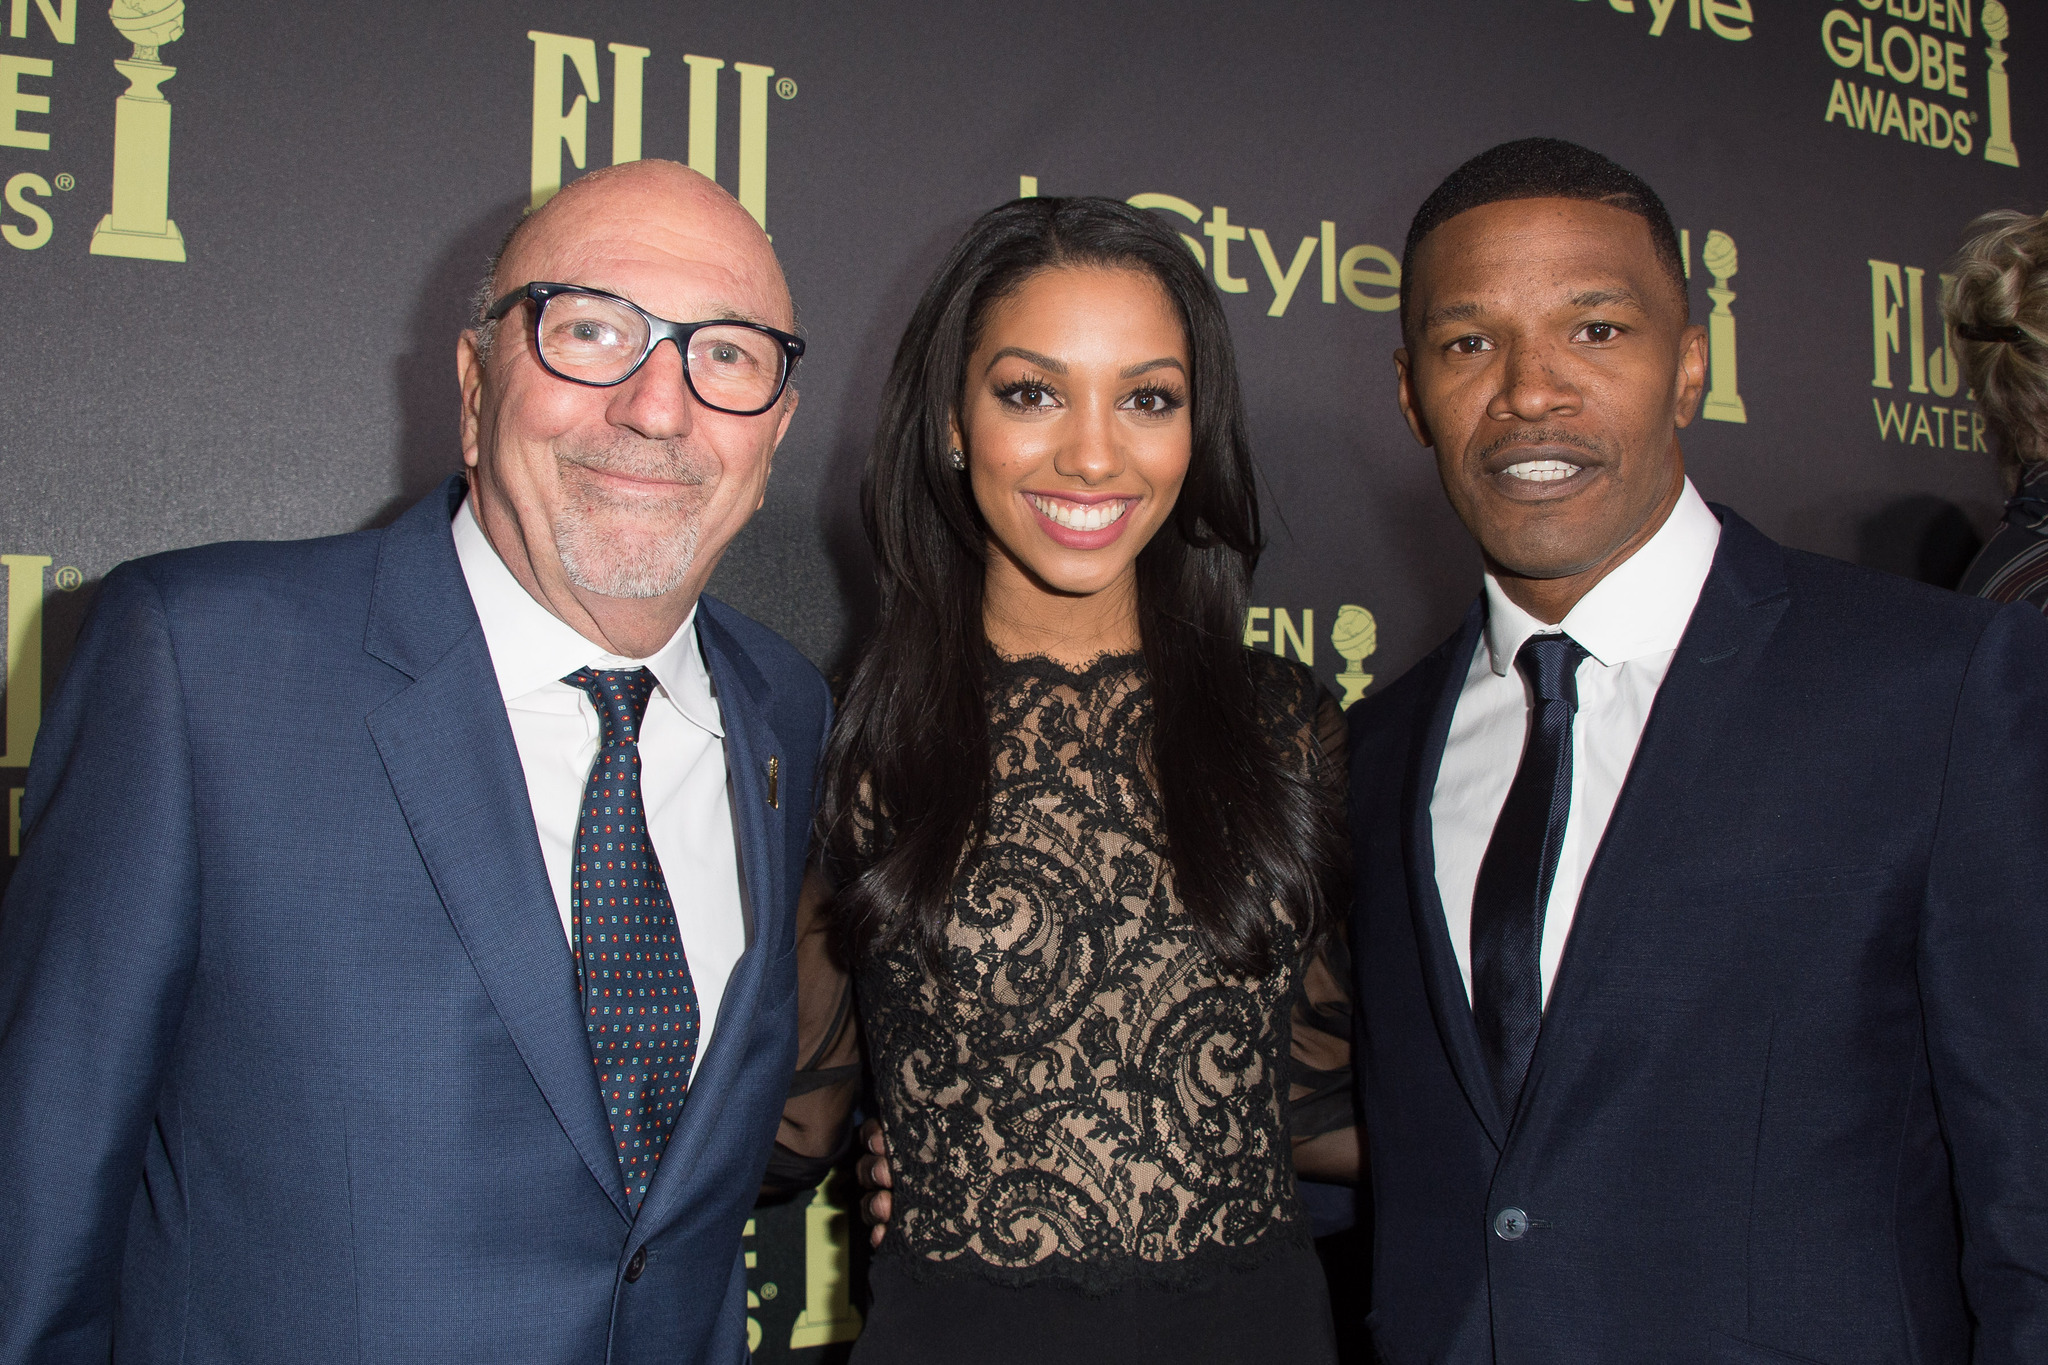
top-left (452, 491), bottom-right (723, 737)
top-left (1482, 477), bottom-right (1722, 676)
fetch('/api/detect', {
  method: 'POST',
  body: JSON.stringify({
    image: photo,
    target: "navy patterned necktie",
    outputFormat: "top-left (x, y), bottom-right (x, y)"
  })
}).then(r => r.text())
top-left (562, 667), bottom-right (700, 1213)
top-left (1470, 633), bottom-right (1590, 1122)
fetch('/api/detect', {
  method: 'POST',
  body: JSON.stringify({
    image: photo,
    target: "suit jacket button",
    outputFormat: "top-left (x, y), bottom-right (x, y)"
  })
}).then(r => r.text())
top-left (1493, 1207), bottom-right (1530, 1241)
top-left (624, 1247), bottom-right (647, 1282)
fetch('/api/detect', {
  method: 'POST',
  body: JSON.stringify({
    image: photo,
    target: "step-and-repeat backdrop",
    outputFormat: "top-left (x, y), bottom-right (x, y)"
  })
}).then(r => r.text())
top-left (0, 0), bottom-right (2037, 1356)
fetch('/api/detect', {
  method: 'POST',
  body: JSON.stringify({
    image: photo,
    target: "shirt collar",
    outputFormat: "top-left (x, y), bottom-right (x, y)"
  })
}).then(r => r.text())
top-left (451, 491), bottom-right (723, 737)
top-left (1483, 477), bottom-right (1723, 675)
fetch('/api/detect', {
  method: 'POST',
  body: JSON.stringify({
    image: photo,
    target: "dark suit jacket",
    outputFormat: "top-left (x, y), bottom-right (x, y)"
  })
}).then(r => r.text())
top-left (0, 478), bottom-right (830, 1365)
top-left (1350, 509), bottom-right (2048, 1365)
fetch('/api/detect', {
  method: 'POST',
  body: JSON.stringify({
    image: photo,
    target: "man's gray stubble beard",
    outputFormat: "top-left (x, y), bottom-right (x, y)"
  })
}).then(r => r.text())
top-left (553, 438), bottom-right (713, 601)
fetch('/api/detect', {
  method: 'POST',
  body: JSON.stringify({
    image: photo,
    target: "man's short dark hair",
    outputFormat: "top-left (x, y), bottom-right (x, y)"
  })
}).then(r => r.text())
top-left (1399, 137), bottom-right (1687, 330)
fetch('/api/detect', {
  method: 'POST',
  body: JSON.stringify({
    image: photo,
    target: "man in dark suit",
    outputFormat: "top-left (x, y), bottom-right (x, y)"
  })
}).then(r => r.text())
top-left (0, 160), bottom-right (827, 1364)
top-left (1352, 138), bottom-right (2048, 1363)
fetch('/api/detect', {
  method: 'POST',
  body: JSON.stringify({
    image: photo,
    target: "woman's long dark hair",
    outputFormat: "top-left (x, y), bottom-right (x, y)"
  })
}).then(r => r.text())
top-left (818, 195), bottom-right (1341, 977)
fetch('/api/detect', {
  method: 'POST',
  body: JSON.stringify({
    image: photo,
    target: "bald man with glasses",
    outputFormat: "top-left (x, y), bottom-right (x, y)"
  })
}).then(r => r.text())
top-left (0, 161), bottom-right (827, 1365)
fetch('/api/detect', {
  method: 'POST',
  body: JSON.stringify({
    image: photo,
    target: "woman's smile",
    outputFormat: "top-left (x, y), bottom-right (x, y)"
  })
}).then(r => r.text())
top-left (1024, 491), bottom-right (1138, 546)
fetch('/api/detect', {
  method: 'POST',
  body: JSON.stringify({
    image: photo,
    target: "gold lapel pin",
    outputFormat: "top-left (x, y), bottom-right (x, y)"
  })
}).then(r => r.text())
top-left (766, 755), bottom-right (779, 809)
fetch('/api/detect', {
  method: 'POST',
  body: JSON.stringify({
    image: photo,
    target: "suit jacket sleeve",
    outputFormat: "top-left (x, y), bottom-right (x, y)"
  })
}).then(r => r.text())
top-left (1919, 603), bottom-right (2048, 1361)
top-left (0, 565), bottom-right (203, 1364)
top-left (765, 691), bottom-right (858, 1194)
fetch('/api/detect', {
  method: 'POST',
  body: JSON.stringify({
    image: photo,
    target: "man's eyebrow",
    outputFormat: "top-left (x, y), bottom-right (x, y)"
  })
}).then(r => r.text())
top-left (1420, 301), bottom-right (1484, 329)
top-left (1120, 357), bottom-right (1186, 379)
top-left (703, 303), bottom-right (773, 327)
top-left (1569, 287), bottom-right (1646, 311)
top-left (986, 346), bottom-right (1067, 374)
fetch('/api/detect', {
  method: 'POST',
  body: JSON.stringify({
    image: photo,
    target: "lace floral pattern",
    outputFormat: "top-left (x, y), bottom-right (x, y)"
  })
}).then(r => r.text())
top-left (853, 651), bottom-right (1343, 1291)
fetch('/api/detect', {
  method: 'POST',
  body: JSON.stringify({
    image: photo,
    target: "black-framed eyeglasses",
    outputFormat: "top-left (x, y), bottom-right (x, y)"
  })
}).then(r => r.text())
top-left (1955, 321), bottom-right (2032, 346)
top-left (485, 281), bottom-right (805, 417)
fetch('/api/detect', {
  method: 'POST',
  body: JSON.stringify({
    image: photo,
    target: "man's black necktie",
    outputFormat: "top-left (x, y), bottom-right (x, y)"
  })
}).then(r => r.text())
top-left (1471, 633), bottom-right (1590, 1121)
top-left (562, 667), bottom-right (699, 1214)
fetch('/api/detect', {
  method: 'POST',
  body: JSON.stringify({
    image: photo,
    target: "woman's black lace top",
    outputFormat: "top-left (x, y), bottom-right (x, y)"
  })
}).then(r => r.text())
top-left (776, 649), bottom-right (1351, 1293)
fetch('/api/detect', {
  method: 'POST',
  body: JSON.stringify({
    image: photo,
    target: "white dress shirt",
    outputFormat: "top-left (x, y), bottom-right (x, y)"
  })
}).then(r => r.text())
top-left (452, 495), bottom-right (746, 1077)
top-left (1431, 478), bottom-right (1722, 1007)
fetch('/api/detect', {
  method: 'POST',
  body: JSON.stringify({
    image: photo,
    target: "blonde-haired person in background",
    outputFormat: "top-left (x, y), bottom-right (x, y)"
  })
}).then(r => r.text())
top-left (1948, 209), bottom-right (2048, 611)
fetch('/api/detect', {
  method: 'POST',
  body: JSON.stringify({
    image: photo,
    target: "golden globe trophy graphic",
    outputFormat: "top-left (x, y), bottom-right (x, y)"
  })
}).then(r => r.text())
top-left (786, 1178), bottom-right (862, 1347)
top-left (1701, 230), bottom-right (1747, 424)
top-left (1332, 605), bottom-right (1378, 707)
top-left (1984, 1), bottom-right (2019, 169)
top-left (89, 0), bottom-right (187, 262)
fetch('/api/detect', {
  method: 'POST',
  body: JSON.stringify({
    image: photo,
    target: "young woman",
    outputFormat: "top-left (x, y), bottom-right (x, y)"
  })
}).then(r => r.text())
top-left (777, 196), bottom-right (1355, 1363)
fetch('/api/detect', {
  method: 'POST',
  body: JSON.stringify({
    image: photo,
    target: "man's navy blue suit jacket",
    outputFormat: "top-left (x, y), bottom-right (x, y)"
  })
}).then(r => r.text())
top-left (1350, 508), bottom-right (2048, 1365)
top-left (0, 478), bottom-right (831, 1364)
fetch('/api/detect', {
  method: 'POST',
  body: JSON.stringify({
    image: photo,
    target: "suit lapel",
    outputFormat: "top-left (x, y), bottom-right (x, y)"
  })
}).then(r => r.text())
top-left (629, 603), bottom-right (791, 1232)
top-left (1403, 600), bottom-right (1510, 1148)
top-left (692, 604), bottom-right (789, 1049)
top-left (363, 479), bottom-right (630, 1220)
top-left (1526, 509), bottom-right (1791, 1083)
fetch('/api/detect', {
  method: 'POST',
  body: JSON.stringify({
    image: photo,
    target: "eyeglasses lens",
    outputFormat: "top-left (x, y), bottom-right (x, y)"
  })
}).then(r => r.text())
top-left (537, 294), bottom-right (649, 382)
top-left (683, 325), bottom-right (785, 411)
top-left (537, 293), bottom-right (784, 411)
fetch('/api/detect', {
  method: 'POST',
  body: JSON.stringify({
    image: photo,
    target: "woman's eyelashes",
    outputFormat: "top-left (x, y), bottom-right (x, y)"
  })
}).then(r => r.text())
top-left (990, 376), bottom-right (1187, 416)
top-left (992, 374), bottom-right (1062, 411)
top-left (1120, 382), bottom-right (1186, 417)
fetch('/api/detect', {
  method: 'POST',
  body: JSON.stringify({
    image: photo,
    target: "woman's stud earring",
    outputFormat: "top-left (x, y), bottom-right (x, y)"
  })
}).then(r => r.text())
top-left (948, 448), bottom-right (967, 471)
